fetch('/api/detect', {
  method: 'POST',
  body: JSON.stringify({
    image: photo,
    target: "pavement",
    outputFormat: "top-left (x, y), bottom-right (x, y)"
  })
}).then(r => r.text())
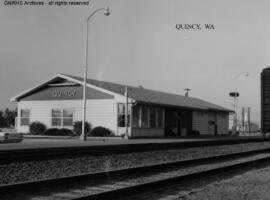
top-left (0, 137), bottom-right (212, 150)
top-left (0, 135), bottom-right (264, 151)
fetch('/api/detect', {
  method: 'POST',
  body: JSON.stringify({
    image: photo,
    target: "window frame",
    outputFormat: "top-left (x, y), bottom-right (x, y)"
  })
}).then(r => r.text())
top-left (140, 105), bottom-right (149, 128)
top-left (20, 109), bottom-right (30, 126)
top-left (149, 106), bottom-right (156, 128)
top-left (52, 109), bottom-right (62, 126)
top-left (63, 108), bottom-right (74, 126)
top-left (156, 107), bottom-right (164, 128)
top-left (132, 105), bottom-right (164, 129)
top-left (132, 105), bottom-right (140, 128)
top-left (117, 103), bottom-right (130, 127)
top-left (51, 108), bottom-right (74, 127)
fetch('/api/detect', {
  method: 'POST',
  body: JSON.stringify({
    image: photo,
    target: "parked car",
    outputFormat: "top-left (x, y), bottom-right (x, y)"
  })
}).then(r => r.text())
top-left (0, 131), bottom-right (23, 143)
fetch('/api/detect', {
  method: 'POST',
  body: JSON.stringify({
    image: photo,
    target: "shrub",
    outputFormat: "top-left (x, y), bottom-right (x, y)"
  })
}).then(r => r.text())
top-left (45, 128), bottom-right (59, 136)
top-left (189, 130), bottom-right (200, 136)
top-left (73, 121), bottom-right (91, 136)
top-left (0, 114), bottom-right (8, 128)
top-left (90, 126), bottom-right (114, 137)
top-left (56, 128), bottom-right (74, 136)
top-left (29, 121), bottom-right (46, 135)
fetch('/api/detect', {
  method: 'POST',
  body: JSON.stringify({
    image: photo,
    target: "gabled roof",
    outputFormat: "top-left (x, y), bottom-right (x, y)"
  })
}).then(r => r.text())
top-left (11, 73), bottom-right (232, 112)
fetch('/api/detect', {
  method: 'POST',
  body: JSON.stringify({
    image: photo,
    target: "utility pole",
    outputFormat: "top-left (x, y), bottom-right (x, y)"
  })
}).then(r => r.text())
top-left (81, 6), bottom-right (110, 141)
top-left (125, 86), bottom-right (129, 139)
top-left (242, 107), bottom-right (245, 134)
top-left (248, 107), bottom-right (251, 134)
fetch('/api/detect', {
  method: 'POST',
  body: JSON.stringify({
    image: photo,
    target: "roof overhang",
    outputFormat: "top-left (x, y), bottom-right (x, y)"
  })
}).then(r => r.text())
top-left (136, 101), bottom-right (232, 113)
top-left (11, 74), bottom-right (63, 102)
top-left (11, 73), bottom-right (131, 102)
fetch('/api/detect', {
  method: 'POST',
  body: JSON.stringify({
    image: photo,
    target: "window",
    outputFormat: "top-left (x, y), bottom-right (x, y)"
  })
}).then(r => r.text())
top-left (117, 104), bottom-right (130, 127)
top-left (132, 105), bottom-right (140, 128)
top-left (156, 107), bottom-right (164, 128)
top-left (221, 113), bottom-right (227, 119)
top-left (141, 105), bottom-right (148, 128)
top-left (52, 109), bottom-right (62, 126)
top-left (172, 111), bottom-right (178, 128)
top-left (52, 108), bottom-right (73, 126)
top-left (63, 109), bottom-right (73, 126)
top-left (149, 106), bottom-right (156, 128)
top-left (197, 111), bottom-right (204, 117)
top-left (132, 105), bottom-right (164, 129)
top-left (21, 109), bottom-right (30, 126)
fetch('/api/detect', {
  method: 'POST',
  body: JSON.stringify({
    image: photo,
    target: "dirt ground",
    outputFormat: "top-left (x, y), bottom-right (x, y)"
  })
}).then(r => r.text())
top-left (179, 165), bottom-right (270, 200)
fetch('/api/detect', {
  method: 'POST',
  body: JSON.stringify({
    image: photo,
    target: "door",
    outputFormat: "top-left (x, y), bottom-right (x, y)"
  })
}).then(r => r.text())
top-left (165, 109), bottom-right (180, 137)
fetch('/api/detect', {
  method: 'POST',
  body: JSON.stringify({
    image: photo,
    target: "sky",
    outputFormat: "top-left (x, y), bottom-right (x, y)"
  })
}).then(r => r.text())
top-left (1, 0), bottom-right (270, 125)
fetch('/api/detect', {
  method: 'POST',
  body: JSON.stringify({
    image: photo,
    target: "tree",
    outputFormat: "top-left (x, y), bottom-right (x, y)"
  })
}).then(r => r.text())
top-left (0, 111), bottom-right (8, 128)
top-left (3, 108), bottom-right (17, 127)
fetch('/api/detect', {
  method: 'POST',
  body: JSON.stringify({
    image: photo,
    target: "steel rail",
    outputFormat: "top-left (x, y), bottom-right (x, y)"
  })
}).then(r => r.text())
top-left (75, 155), bottom-right (270, 200)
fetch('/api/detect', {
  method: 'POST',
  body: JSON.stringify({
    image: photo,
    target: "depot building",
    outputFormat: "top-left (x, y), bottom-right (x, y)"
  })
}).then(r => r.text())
top-left (11, 74), bottom-right (232, 138)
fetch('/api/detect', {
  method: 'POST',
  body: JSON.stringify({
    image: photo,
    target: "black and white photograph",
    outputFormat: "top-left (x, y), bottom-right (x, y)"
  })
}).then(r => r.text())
top-left (0, 0), bottom-right (270, 199)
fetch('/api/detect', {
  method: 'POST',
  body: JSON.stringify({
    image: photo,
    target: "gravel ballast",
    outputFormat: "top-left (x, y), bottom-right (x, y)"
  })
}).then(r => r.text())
top-left (1, 142), bottom-right (270, 185)
top-left (178, 162), bottom-right (270, 200)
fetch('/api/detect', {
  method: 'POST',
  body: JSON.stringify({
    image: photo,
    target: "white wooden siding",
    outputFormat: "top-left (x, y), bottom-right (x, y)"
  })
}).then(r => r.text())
top-left (192, 111), bottom-right (209, 135)
top-left (217, 113), bottom-right (229, 135)
top-left (85, 100), bottom-right (117, 134)
top-left (192, 111), bottom-right (229, 135)
top-left (16, 98), bottom-right (229, 137)
top-left (17, 99), bottom-right (118, 135)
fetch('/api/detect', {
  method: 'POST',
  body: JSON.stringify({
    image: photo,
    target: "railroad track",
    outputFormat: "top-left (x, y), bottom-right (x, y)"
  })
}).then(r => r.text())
top-left (2, 147), bottom-right (270, 200)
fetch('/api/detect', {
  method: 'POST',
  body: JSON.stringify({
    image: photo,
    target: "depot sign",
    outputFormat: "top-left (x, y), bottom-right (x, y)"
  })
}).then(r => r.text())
top-left (52, 89), bottom-right (77, 97)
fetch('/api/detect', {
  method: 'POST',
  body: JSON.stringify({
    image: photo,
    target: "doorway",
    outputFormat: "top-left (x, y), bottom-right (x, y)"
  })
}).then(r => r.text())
top-left (165, 108), bottom-right (192, 137)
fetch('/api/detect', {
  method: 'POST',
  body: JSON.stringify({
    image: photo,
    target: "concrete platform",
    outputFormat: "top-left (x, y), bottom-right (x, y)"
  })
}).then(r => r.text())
top-left (0, 136), bottom-right (264, 151)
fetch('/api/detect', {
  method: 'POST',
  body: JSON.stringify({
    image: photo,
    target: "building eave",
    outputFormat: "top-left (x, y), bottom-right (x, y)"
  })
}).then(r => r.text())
top-left (136, 101), bottom-right (232, 113)
top-left (10, 74), bottom-right (62, 102)
top-left (10, 73), bottom-right (135, 102)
